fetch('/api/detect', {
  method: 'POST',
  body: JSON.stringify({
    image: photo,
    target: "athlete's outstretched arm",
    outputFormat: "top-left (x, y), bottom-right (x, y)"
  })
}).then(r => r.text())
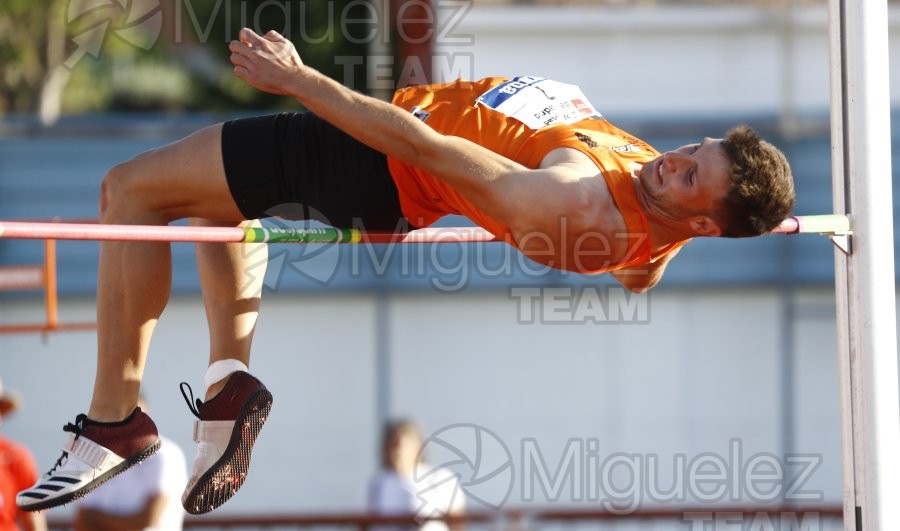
top-left (228, 29), bottom-right (605, 247)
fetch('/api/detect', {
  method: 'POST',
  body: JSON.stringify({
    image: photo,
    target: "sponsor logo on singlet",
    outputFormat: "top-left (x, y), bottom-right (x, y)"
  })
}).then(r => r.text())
top-left (611, 143), bottom-right (640, 153)
top-left (475, 76), bottom-right (602, 130)
top-left (575, 132), bottom-right (598, 148)
top-left (411, 106), bottom-right (431, 122)
top-left (576, 132), bottom-right (642, 154)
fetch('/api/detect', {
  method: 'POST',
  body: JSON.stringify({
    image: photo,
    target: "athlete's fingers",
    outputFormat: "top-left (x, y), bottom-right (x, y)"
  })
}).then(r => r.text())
top-left (229, 40), bottom-right (253, 57)
top-left (263, 30), bottom-right (284, 43)
top-left (239, 27), bottom-right (265, 48)
top-left (233, 65), bottom-right (250, 80)
top-left (230, 53), bottom-right (250, 69)
top-left (229, 45), bottom-right (253, 65)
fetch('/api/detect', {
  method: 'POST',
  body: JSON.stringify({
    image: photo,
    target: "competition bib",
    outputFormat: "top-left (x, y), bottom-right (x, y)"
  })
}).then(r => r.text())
top-left (475, 76), bottom-right (602, 130)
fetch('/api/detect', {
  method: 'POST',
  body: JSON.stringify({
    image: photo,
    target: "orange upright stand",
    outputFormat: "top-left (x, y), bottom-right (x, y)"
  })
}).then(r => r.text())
top-left (0, 239), bottom-right (95, 335)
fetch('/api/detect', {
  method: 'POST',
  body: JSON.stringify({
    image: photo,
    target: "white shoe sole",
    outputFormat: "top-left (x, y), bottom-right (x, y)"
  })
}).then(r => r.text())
top-left (18, 435), bottom-right (159, 512)
top-left (181, 387), bottom-right (272, 515)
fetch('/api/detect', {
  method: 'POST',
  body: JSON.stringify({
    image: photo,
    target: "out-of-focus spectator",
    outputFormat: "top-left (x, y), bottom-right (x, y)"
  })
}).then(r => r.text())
top-left (0, 378), bottom-right (47, 531)
top-left (368, 420), bottom-right (464, 531)
top-left (74, 398), bottom-right (187, 531)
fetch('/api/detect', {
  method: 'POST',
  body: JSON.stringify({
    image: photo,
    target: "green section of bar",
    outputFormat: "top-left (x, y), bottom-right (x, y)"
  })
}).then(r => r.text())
top-left (799, 214), bottom-right (851, 234)
top-left (242, 227), bottom-right (360, 243)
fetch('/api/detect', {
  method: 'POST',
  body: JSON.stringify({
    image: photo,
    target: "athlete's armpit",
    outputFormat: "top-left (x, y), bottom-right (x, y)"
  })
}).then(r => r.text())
top-left (611, 245), bottom-right (682, 293)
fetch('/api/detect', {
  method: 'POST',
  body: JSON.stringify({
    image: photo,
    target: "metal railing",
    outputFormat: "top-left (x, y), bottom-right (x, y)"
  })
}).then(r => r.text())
top-left (47, 505), bottom-right (844, 530)
top-left (0, 237), bottom-right (95, 335)
top-left (474, 0), bottom-right (829, 6)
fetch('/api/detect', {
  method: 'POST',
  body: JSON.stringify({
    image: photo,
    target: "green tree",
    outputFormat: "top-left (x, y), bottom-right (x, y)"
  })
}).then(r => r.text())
top-left (0, 0), bottom-right (372, 119)
top-left (0, 0), bottom-right (73, 121)
top-left (167, 0), bottom-right (373, 110)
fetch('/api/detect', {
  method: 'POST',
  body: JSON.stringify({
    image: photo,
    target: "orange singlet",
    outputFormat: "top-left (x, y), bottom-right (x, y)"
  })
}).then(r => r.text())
top-left (387, 76), bottom-right (688, 273)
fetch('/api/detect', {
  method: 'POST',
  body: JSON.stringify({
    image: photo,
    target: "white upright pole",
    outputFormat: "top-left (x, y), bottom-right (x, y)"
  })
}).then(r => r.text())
top-left (827, 0), bottom-right (900, 529)
top-left (827, 2), bottom-right (855, 527)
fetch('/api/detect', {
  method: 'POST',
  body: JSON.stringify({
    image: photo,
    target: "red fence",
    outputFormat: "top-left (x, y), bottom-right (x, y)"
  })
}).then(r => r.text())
top-left (47, 505), bottom-right (844, 530)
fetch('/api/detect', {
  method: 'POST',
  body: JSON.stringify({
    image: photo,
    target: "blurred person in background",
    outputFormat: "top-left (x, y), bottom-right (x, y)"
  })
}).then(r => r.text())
top-left (74, 397), bottom-right (187, 531)
top-left (0, 379), bottom-right (46, 531)
top-left (369, 421), bottom-right (464, 531)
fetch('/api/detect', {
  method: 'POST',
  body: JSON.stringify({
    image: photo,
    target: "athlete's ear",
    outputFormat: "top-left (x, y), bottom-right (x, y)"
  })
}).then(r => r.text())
top-left (688, 215), bottom-right (722, 237)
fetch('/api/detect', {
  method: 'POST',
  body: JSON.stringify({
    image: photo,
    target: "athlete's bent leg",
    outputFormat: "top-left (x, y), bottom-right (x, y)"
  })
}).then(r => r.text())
top-left (192, 217), bottom-right (266, 399)
top-left (179, 219), bottom-right (271, 515)
top-left (90, 123), bottom-right (246, 422)
top-left (17, 123), bottom-right (248, 513)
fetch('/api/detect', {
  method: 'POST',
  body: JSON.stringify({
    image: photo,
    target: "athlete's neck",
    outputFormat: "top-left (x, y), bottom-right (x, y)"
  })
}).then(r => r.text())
top-left (631, 179), bottom-right (696, 250)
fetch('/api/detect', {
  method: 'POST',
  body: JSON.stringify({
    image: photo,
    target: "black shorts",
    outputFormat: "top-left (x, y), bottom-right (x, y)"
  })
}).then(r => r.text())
top-left (221, 112), bottom-right (413, 231)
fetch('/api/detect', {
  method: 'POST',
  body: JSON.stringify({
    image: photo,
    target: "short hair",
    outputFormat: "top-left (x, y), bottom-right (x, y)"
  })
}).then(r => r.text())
top-left (380, 419), bottom-right (421, 467)
top-left (717, 126), bottom-right (796, 238)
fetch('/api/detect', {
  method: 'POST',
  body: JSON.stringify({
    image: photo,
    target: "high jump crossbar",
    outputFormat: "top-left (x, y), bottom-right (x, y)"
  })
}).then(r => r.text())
top-left (0, 214), bottom-right (849, 244)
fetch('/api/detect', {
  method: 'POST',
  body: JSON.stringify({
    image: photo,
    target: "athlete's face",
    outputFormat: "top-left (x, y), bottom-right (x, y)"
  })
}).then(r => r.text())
top-left (638, 138), bottom-right (732, 233)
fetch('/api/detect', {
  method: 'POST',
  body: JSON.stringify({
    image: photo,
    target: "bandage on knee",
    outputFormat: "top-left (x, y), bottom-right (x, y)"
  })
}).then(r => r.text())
top-left (204, 359), bottom-right (249, 394)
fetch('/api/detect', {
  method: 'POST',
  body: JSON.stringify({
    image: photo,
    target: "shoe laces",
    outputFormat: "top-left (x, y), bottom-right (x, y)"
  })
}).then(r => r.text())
top-left (180, 382), bottom-right (203, 419)
top-left (46, 413), bottom-right (88, 475)
top-left (64, 413), bottom-right (88, 438)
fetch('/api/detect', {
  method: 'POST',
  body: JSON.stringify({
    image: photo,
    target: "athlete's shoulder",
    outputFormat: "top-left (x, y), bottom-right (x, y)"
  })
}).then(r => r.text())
top-left (392, 76), bottom-right (509, 96)
top-left (391, 76), bottom-right (501, 109)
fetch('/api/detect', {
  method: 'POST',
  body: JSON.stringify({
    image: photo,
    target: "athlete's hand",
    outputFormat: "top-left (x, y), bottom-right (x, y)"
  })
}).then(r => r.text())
top-left (229, 28), bottom-right (307, 96)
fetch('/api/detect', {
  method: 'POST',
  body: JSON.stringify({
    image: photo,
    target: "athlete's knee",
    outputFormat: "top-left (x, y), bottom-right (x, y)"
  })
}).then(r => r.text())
top-left (100, 162), bottom-right (133, 218)
top-left (99, 157), bottom-right (163, 221)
